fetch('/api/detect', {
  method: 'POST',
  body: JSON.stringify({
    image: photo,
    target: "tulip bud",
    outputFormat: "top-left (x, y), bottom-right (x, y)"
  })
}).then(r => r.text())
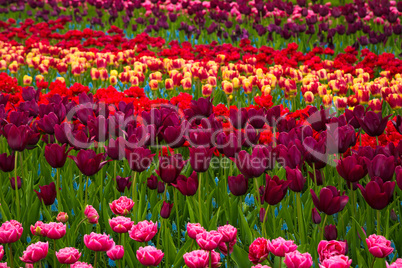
top-left (110, 75), bottom-right (118, 85)
top-left (312, 208), bottom-right (321, 224)
top-left (10, 176), bottom-right (22, 190)
top-left (222, 81), bottom-right (234, 95)
top-left (324, 224), bottom-right (338, 240)
top-left (390, 209), bottom-right (398, 222)
top-left (165, 78), bottom-right (174, 91)
top-left (160, 201), bottom-right (173, 219)
top-left (23, 75), bottom-right (32, 86)
top-left (149, 79), bottom-right (159, 91)
top-left (181, 77), bottom-right (192, 91)
top-left (36, 75), bottom-right (45, 83)
top-left (334, 96), bottom-right (348, 110)
top-left (115, 176), bottom-right (132, 193)
top-left (130, 75), bottom-right (139, 86)
top-left (207, 76), bottom-right (217, 87)
top-left (228, 174), bottom-right (248, 196)
top-left (56, 212), bottom-right (69, 223)
top-left (243, 78), bottom-right (253, 94)
top-left (322, 94), bottom-right (333, 108)
top-left (0, 60), bottom-right (6, 70)
top-left (56, 77), bottom-right (65, 83)
top-left (304, 91), bottom-right (314, 104)
top-left (259, 207), bottom-right (266, 223)
top-left (232, 77), bottom-right (240, 89)
top-left (202, 84), bottom-right (213, 97)
top-left (157, 181), bottom-right (165, 194)
top-left (147, 175), bottom-right (158, 190)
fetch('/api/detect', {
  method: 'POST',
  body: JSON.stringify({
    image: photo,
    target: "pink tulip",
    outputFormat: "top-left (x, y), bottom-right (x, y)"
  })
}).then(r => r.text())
top-left (71, 261), bottom-right (93, 268)
top-left (387, 258), bottom-right (402, 268)
top-left (107, 245), bottom-right (124, 261)
top-left (136, 246), bottom-right (164, 266)
top-left (366, 234), bottom-right (394, 258)
top-left (319, 255), bottom-right (352, 268)
top-left (0, 220), bottom-right (23, 244)
top-left (0, 245), bottom-right (3, 260)
top-left (187, 223), bottom-right (206, 240)
top-left (109, 216), bottom-right (134, 233)
top-left (129, 220), bottom-right (158, 242)
top-left (249, 237), bottom-right (270, 264)
top-left (268, 237), bottom-right (298, 257)
top-left (44, 222), bottom-right (66, 240)
top-left (284, 250), bottom-right (313, 268)
top-left (0, 263), bottom-right (8, 268)
top-left (217, 224), bottom-right (237, 243)
top-left (109, 196), bottom-right (134, 216)
top-left (83, 232), bottom-right (115, 252)
top-left (56, 212), bottom-right (69, 223)
top-left (56, 247), bottom-right (81, 264)
top-left (30, 221), bottom-right (47, 237)
top-left (183, 250), bottom-right (220, 268)
top-left (218, 239), bottom-right (236, 256)
top-left (196, 231), bottom-right (223, 251)
top-left (20, 241), bottom-right (48, 263)
top-left (251, 265), bottom-right (271, 268)
top-left (84, 205), bottom-right (99, 224)
top-left (317, 240), bottom-right (347, 262)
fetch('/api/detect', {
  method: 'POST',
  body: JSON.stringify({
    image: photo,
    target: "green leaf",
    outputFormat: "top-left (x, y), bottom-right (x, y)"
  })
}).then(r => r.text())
top-left (232, 244), bottom-right (251, 268)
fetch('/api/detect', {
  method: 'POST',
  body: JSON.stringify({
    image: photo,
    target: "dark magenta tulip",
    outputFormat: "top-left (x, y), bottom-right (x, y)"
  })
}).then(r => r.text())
top-left (115, 176), bottom-right (132, 193)
top-left (104, 137), bottom-right (126, 160)
top-left (163, 121), bottom-right (188, 148)
top-left (336, 155), bottom-right (368, 183)
top-left (6, 124), bottom-right (39, 151)
top-left (310, 186), bottom-right (349, 215)
top-left (244, 124), bottom-right (260, 147)
top-left (185, 97), bottom-right (213, 124)
top-left (265, 105), bottom-right (281, 127)
top-left (248, 108), bottom-right (266, 129)
top-left (160, 201), bottom-right (173, 219)
top-left (264, 174), bottom-right (291, 206)
top-left (303, 136), bottom-right (327, 169)
top-left (285, 167), bottom-right (306, 192)
top-left (44, 143), bottom-right (71, 169)
top-left (88, 115), bottom-right (109, 143)
top-left (312, 208), bottom-right (321, 224)
top-left (54, 122), bottom-right (73, 145)
top-left (34, 182), bottom-right (57, 206)
top-left (216, 131), bottom-right (244, 158)
top-left (232, 145), bottom-right (273, 179)
top-left (396, 166), bottom-right (402, 191)
top-left (0, 153), bottom-right (15, 172)
top-left (68, 149), bottom-right (108, 177)
top-left (229, 108), bottom-right (248, 129)
top-left (173, 172), bottom-right (198, 196)
top-left (324, 225), bottom-right (338, 240)
top-left (125, 147), bottom-right (155, 173)
top-left (9, 176), bottom-right (22, 190)
top-left (228, 174), bottom-right (248, 196)
top-left (392, 115), bottom-right (402, 135)
top-left (156, 154), bottom-right (186, 184)
top-left (357, 111), bottom-right (391, 137)
top-left (37, 112), bottom-right (58, 134)
top-left (357, 178), bottom-right (395, 210)
top-left (147, 175), bottom-right (158, 190)
top-left (277, 144), bottom-right (302, 169)
top-left (189, 146), bottom-right (215, 173)
top-left (367, 154), bottom-right (395, 182)
top-left (308, 169), bottom-right (324, 186)
top-left (325, 125), bottom-right (357, 154)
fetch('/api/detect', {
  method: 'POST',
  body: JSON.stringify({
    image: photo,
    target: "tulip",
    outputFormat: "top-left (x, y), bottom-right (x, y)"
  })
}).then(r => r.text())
top-left (56, 212), bottom-right (69, 223)
top-left (0, 220), bottom-right (23, 244)
top-left (30, 221), bottom-right (47, 237)
top-left (396, 166), bottom-right (402, 191)
top-left (252, 265), bottom-right (271, 268)
top-left (317, 240), bottom-right (347, 262)
top-left (0, 153), bottom-right (14, 173)
top-left (45, 222), bottom-right (66, 240)
top-left (125, 147), bottom-right (155, 173)
top-left (312, 208), bottom-right (322, 224)
top-left (156, 154), bottom-right (186, 183)
top-left (20, 241), bottom-right (48, 264)
top-left (216, 131), bottom-right (244, 158)
top-left (0, 246), bottom-right (3, 261)
top-left (109, 196), bottom-right (134, 216)
top-left (84, 205), bottom-right (99, 224)
top-left (229, 108), bottom-right (248, 129)
top-left (249, 237), bottom-right (270, 264)
top-left (107, 245), bottom-right (124, 261)
top-left (267, 237), bottom-right (298, 257)
top-left (129, 220), bottom-right (158, 242)
top-left (34, 182), bottom-right (57, 206)
top-left (277, 145), bottom-right (302, 169)
top-left (248, 108), bottom-right (266, 129)
top-left (357, 178), bottom-right (395, 210)
top-left (303, 136), bottom-right (327, 170)
top-left (310, 186), bottom-right (349, 215)
top-left (324, 225), bottom-right (338, 241)
top-left (232, 145), bottom-right (272, 178)
top-left (71, 261), bottom-right (93, 268)
top-left (37, 112), bottom-right (58, 134)
top-left (187, 97), bottom-right (214, 124)
top-left (44, 143), bottom-right (71, 169)
top-left (336, 155), bottom-right (368, 183)
top-left (54, 123), bottom-right (73, 145)
top-left (387, 259), bottom-right (402, 268)
top-left (357, 111), bottom-right (390, 137)
top-left (183, 250), bottom-right (220, 268)
top-left (9, 176), bottom-right (21, 190)
top-left (228, 174), bottom-right (248, 196)
top-left (173, 172), bottom-right (199, 196)
top-left (136, 246), bottom-right (164, 266)
top-left (147, 175), bottom-right (158, 190)
top-left (196, 231), bottom-right (223, 251)
top-left (283, 250), bottom-right (313, 268)
top-left (218, 239), bottom-right (236, 256)
top-left (187, 223), bottom-right (206, 240)
top-left (157, 181), bottom-right (165, 193)
top-left (366, 234), bottom-right (394, 258)
top-left (189, 146), bottom-right (215, 173)
top-left (160, 201), bottom-right (174, 219)
top-left (244, 124), bottom-right (260, 147)
top-left (6, 124), bottom-right (38, 151)
top-left (163, 121), bottom-right (188, 148)
top-left (109, 216), bottom-right (134, 233)
top-left (104, 137), bottom-right (125, 160)
top-left (367, 154), bottom-right (395, 182)
top-left (217, 224), bottom-right (237, 243)
top-left (68, 149), bottom-right (108, 177)
top-left (264, 175), bottom-right (291, 206)
top-left (83, 232), bottom-right (115, 252)
top-left (56, 247), bottom-right (81, 264)
top-left (319, 255), bottom-right (352, 268)
top-left (115, 176), bottom-right (132, 193)
top-left (285, 167), bottom-right (306, 192)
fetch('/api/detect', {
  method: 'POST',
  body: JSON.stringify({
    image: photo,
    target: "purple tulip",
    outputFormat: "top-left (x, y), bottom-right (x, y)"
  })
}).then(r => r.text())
top-left (37, 112), bottom-right (58, 134)
top-left (285, 167), bottom-right (306, 192)
top-left (5, 124), bottom-right (39, 151)
top-left (185, 97), bottom-right (213, 124)
top-left (266, 105), bottom-right (281, 127)
top-left (277, 144), bottom-right (302, 169)
top-left (232, 145), bottom-right (273, 179)
top-left (88, 115), bottom-right (108, 143)
top-left (156, 154), bottom-right (186, 184)
top-left (9, 176), bottom-right (22, 190)
top-left (310, 186), bottom-right (349, 215)
top-left (229, 108), bottom-right (248, 129)
top-left (336, 155), bottom-right (368, 183)
top-left (216, 131), bottom-right (244, 158)
top-left (115, 176), bottom-right (132, 193)
top-left (54, 123), bottom-right (73, 145)
top-left (147, 175), bottom-right (158, 190)
top-left (163, 121), bottom-right (188, 148)
top-left (248, 108), bottom-right (266, 129)
top-left (105, 137), bottom-right (126, 160)
top-left (357, 178), bottom-right (395, 210)
top-left (34, 182), bottom-right (57, 205)
top-left (396, 166), bottom-right (402, 191)
top-left (173, 172), bottom-right (198, 196)
top-left (160, 201), bottom-right (173, 219)
top-left (44, 143), bottom-right (71, 169)
top-left (189, 146), bottom-right (215, 173)
top-left (228, 174), bottom-right (248, 196)
top-left (68, 149), bottom-right (108, 177)
top-left (125, 147), bottom-right (155, 173)
top-left (312, 208), bottom-right (321, 224)
top-left (244, 124), bottom-right (260, 147)
top-left (264, 174), bottom-right (291, 206)
top-left (357, 111), bottom-right (391, 137)
top-left (0, 153), bottom-right (15, 172)
top-left (367, 154), bottom-right (395, 182)
top-left (324, 225), bottom-right (338, 240)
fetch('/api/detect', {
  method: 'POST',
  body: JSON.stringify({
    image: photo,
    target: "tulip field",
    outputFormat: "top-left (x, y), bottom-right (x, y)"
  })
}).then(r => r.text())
top-left (2, 0), bottom-right (402, 268)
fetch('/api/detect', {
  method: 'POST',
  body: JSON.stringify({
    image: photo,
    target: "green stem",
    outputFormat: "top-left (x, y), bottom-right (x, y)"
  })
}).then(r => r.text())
top-left (226, 242), bottom-right (231, 267)
top-left (53, 240), bottom-right (57, 268)
top-left (377, 210), bottom-right (381, 235)
top-left (94, 252), bottom-right (98, 268)
top-left (376, 136), bottom-right (379, 146)
top-left (198, 172), bottom-right (203, 226)
top-left (279, 257), bottom-right (283, 268)
top-left (85, 176), bottom-right (89, 205)
top-left (370, 257), bottom-right (377, 268)
top-left (321, 215), bottom-right (328, 241)
top-left (262, 205), bottom-right (270, 238)
top-left (56, 168), bottom-right (62, 211)
top-left (8, 244), bottom-right (13, 268)
top-left (174, 189), bottom-right (180, 245)
top-left (14, 152), bottom-right (20, 221)
top-left (132, 171), bottom-right (137, 205)
top-left (209, 250), bottom-right (212, 268)
top-left (296, 194), bottom-right (305, 244)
